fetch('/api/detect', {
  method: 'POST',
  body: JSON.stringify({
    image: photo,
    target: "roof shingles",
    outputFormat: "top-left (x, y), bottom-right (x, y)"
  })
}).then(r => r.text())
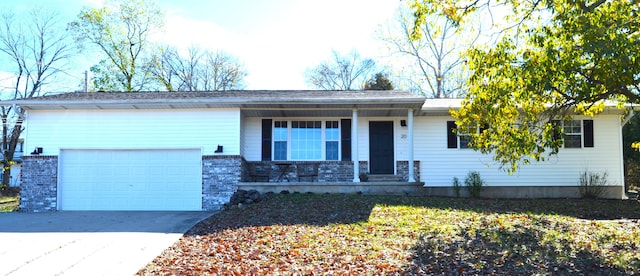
top-left (18, 90), bottom-right (424, 102)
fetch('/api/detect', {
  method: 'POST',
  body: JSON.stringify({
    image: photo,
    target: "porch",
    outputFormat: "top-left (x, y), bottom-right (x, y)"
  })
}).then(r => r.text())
top-left (240, 160), bottom-right (423, 196)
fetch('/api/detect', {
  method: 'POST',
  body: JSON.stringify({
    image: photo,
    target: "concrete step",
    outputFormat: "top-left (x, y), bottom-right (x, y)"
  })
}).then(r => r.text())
top-left (366, 174), bottom-right (403, 182)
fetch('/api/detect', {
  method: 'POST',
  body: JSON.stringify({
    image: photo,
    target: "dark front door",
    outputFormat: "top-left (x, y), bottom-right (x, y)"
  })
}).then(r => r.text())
top-left (369, 121), bottom-right (394, 174)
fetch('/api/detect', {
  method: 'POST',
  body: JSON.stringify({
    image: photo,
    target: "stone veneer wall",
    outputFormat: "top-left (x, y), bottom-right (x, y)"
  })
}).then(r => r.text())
top-left (396, 160), bottom-right (421, 182)
top-left (20, 156), bottom-right (58, 212)
top-left (319, 161), bottom-right (364, 182)
top-left (244, 161), bottom-right (369, 182)
top-left (202, 155), bottom-right (242, 210)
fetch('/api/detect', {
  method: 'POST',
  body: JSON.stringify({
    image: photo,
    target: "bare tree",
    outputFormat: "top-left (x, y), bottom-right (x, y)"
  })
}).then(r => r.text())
top-left (0, 10), bottom-right (72, 190)
top-left (380, 4), bottom-right (480, 98)
top-left (150, 46), bottom-right (247, 91)
top-left (200, 51), bottom-right (247, 91)
top-left (305, 50), bottom-right (376, 90)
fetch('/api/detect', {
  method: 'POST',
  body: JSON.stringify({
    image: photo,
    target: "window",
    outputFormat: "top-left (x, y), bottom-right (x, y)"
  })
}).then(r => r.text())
top-left (15, 140), bottom-right (24, 153)
top-left (270, 120), bottom-right (341, 160)
top-left (291, 121), bottom-right (322, 160)
top-left (554, 119), bottom-right (594, 148)
top-left (447, 121), bottom-right (480, 149)
top-left (274, 121), bottom-right (287, 160)
top-left (458, 123), bottom-right (477, 149)
top-left (326, 121), bottom-right (339, 160)
top-left (563, 120), bottom-right (582, 148)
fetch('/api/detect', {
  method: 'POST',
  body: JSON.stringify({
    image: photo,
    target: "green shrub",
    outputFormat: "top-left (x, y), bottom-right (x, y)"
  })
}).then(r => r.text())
top-left (452, 177), bottom-right (461, 197)
top-left (579, 170), bottom-right (608, 198)
top-left (464, 171), bottom-right (484, 198)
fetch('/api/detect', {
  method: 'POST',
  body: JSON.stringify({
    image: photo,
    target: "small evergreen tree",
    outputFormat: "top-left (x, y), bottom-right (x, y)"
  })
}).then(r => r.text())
top-left (364, 73), bottom-right (394, 90)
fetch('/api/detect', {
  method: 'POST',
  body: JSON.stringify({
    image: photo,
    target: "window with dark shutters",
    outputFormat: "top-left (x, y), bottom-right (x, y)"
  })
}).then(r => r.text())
top-left (261, 119), bottom-right (272, 161)
top-left (340, 119), bottom-right (351, 161)
top-left (552, 119), bottom-right (593, 148)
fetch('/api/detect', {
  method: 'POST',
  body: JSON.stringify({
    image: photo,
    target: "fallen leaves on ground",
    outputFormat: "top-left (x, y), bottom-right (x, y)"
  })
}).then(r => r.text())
top-left (138, 194), bottom-right (640, 275)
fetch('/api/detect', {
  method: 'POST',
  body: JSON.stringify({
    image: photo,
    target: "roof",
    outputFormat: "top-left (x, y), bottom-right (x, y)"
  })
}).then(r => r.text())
top-left (10, 90), bottom-right (427, 117)
top-left (418, 98), bottom-right (463, 116)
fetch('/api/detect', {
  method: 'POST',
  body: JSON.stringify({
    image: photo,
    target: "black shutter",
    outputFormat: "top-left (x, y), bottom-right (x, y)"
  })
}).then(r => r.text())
top-left (341, 119), bottom-right (351, 161)
top-left (479, 124), bottom-right (488, 134)
top-left (261, 119), bottom-right (272, 161)
top-left (551, 120), bottom-right (561, 142)
top-left (583, 120), bottom-right (594, 148)
top-left (447, 121), bottom-right (457, 148)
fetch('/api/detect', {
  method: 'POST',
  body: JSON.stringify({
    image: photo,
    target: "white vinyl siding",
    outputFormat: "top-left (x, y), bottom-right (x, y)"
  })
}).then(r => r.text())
top-left (415, 115), bottom-right (623, 188)
top-left (24, 109), bottom-right (241, 156)
top-left (242, 117), bottom-right (263, 161)
top-left (239, 114), bottom-right (246, 157)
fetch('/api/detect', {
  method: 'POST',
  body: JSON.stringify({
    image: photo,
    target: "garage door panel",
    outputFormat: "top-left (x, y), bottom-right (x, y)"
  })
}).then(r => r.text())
top-left (59, 149), bottom-right (202, 211)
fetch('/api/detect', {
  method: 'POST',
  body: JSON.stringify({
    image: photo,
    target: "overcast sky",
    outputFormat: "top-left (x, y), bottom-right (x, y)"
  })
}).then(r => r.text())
top-left (0, 0), bottom-right (401, 91)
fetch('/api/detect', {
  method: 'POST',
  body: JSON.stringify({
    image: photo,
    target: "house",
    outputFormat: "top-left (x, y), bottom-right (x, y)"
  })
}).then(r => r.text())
top-left (11, 90), bottom-right (628, 212)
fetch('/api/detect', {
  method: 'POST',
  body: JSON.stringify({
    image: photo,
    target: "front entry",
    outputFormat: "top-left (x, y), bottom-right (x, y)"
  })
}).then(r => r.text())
top-left (369, 121), bottom-right (394, 174)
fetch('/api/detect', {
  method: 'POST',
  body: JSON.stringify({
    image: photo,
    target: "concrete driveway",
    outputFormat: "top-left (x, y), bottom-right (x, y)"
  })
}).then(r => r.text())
top-left (0, 211), bottom-right (213, 276)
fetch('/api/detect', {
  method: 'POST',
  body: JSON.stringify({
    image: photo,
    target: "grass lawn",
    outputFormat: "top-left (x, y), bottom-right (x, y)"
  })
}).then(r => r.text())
top-left (0, 195), bottom-right (18, 212)
top-left (138, 194), bottom-right (640, 275)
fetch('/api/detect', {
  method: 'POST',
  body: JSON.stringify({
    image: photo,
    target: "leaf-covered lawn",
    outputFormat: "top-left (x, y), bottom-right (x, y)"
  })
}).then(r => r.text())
top-left (138, 194), bottom-right (640, 275)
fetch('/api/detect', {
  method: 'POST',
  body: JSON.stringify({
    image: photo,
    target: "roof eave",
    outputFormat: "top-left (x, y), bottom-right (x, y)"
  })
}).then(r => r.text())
top-left (14, 97), bottom-right (426, 111)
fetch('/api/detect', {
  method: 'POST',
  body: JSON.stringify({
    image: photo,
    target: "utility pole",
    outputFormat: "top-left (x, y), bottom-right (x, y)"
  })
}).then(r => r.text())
top-left (84, 70), bottom-right (88, 92)
top-left (1, 114), bottom-right (6, 188)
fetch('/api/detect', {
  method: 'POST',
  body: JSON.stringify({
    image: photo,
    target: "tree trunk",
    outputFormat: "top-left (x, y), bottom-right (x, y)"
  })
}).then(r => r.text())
top-left (2, 166), bottom-right (10, 189)
top-left (2, 121), bottom-right (22, 188)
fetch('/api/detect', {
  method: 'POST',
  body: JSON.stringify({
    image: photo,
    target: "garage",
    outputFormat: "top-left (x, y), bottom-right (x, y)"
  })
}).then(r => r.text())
top-left (58, 149), bottom-right (202, 211)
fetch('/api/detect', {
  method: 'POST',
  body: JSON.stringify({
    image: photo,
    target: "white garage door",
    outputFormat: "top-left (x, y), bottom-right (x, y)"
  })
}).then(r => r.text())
top-left (59, 149), bottom-right (202, 211)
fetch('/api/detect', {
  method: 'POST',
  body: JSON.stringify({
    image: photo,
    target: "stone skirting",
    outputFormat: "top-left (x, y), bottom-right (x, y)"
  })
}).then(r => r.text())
top-left (202, 155), bottom-right (242, 210)
top-left (20, 156), bottom-right (58, 212)
top-left (244, 161), bottom-right (369, 182)
top-left (396, 160), bottom-right (420, 182)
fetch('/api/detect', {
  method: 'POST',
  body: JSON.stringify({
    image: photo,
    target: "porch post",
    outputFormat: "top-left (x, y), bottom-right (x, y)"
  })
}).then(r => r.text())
top-left (407, 109), bottom-right (416, 182)
top-left (352, 109), bottom-right (360, 182)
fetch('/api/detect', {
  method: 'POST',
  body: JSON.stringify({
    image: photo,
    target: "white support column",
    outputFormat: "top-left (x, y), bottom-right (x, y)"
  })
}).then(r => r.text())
top-left (352, 109), bottom-right (360, 182)
top-left (407, 109), bottom-right (416, 182)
